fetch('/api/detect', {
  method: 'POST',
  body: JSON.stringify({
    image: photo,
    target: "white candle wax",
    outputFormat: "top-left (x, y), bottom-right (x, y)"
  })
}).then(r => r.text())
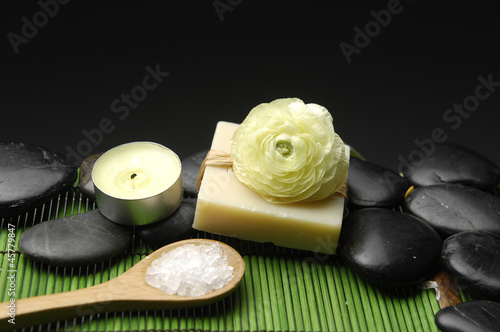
top-left (92, 142), bottom-right (181, 200)
top-left (92, 142), bottom-right (183, 225)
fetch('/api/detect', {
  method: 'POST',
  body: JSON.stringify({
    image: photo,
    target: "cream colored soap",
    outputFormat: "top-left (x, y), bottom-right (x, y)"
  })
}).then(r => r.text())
top-left (193, 121), bottom-right (349, 255)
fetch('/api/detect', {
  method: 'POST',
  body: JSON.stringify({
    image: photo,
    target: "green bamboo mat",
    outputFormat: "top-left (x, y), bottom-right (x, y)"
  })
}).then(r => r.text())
top-left (0, 190), bottom-right (472, 332)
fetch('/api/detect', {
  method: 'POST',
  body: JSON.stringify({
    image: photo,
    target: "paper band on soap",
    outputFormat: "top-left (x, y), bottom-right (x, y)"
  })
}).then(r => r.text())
top-left (196, 150), bottom-right (348, 200)
top-left (196, 150), bottom-right (233, 192)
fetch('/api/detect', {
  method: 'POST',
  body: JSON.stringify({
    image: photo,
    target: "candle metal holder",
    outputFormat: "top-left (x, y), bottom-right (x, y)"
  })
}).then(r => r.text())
top-left (92, 142), bottom-right (183, 226)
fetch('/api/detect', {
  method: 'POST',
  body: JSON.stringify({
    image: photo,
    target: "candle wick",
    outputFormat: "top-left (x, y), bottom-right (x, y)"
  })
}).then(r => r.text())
top-left (131, 173), bottom-right (137, 180)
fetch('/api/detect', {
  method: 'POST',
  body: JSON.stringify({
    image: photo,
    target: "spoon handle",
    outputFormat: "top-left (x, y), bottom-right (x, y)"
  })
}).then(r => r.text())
top-left (0, 280), bottom-right (127, 331)
top-left (0, 239), bottom-right (245, 331)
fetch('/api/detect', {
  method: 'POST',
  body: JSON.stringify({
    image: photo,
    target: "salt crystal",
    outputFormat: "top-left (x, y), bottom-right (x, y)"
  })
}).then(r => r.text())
top-left (145, 242), bottom-right (234, 296)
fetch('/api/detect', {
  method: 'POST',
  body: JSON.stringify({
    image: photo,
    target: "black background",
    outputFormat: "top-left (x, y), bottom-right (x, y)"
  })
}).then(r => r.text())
top-left (2, 1), bottom-right (499, 172)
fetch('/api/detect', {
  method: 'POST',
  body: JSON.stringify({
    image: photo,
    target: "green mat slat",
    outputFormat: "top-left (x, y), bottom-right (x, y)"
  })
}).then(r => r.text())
top-left (10, 253), bottom-right (24, 305)
top-left (369, 284), bottom-right (389, 331)
top-left (174, 310), bottom-right (184, 331)
top-left (294, 259), bottom-right (314, 331)
top-left (259, 255), bottom-right (275, 330)
top-left (410, 287), bottom-right (432, 332)
top-left (417, 290), bottom-right (434, 332)
top-left (372, 285), bottom-right (393, 332)
top-left (312, 263), bottom-right (334, 331)
top-left (0, 255), bottom-right (10, 303)
top-left (406, 288), bottom-right (423, 332)
top-left (264, 255), bottom-right (281, 330)
top-left (340, 265), bottom-right (363, 332)
top-left (0, 224), bottom-right (8, 255)
top-left (0, 249), bottom-right (8, 302)
top-left (206, 303), bottom-right (217, 331)
top-left (249, 255), bottom-right (265, 330)
top-left (240, 255), bottom-right (253, 331)
top-left (324, 262), bottom-right (347, 331)
top-left (194, 305), bottom-right (204, 331)
top-left (459, 287), bottom-right (474, 302)
top-left (416, 289), bottom-right (438, 332)
top-left (270, 256), bottom-right (286, 331)
top-left (148, 311), bottom-right (161, 332)
top-left (304, 260), bottom-right (325, 331)
top-left (387, 289), bottom-right (406, 331)
top-left (380, 286), bottom-right (400, 332)
top-left (396, 287), bottom-right (417, 332)
top-left (162, 311), bottom-right (175, 331)
top-left (287, 258), bottom-right (305, 331)
top-left (355, 273), bottom-right (382, 331)
top-left (18, 255), bottom-right (32, 302)
top-left (218, 294), bottom-right (230, 332)
top-left (278, 256), bottom-right (295, 331)
top-left (332, 261), bottom-right (353, 331)
top-left (419, 289), bottom-right (437, 332)
top-left (215, 301), bottom-right (225, 331)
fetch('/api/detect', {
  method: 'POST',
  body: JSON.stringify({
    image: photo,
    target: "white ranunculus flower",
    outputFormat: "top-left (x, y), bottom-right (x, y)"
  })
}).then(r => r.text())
top-left (230, 98), bottom-right (349, 203)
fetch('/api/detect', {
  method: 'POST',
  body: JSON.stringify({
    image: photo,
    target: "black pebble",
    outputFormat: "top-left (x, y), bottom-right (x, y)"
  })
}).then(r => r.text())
top-left (401, 142), bottom-right (500, 192)
top-left (347, 157), bottom-right (410, 208)
top-left (442, 231), bottom-right (500, 301)
top-left (338, 208), bottom-right (442, 287)
top-left (404, 184), bottom-right (500, 238)
top-left (435, 300), bottom-right (500, 332)
top-left (78, 153), bottom-right (102, 200)
top-left (181, 149), bottom-right (209, 198)
top-left (136, 197), bottom-right (197, 248)
top-left (19, 209), bottom-right (132, 267)
top-left (0, 142), bottom-right (77, 216)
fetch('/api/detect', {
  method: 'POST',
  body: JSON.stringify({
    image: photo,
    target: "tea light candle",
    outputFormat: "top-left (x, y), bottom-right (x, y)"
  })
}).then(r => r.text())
top-left (92, 142), bottom-right (183, 226)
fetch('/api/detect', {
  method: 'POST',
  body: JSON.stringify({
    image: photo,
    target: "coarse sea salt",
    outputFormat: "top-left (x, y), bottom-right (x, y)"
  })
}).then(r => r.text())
top-left (145, 242), bottom-right (234, 297)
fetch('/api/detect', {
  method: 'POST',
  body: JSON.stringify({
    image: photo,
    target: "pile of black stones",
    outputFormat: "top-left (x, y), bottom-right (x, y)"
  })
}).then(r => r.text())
top-left (2, 143), bottom-right (205, 267)
top-left (340, 142), bottom-right (500, 332)
top-left (3, 141), bottom-right (500, 331)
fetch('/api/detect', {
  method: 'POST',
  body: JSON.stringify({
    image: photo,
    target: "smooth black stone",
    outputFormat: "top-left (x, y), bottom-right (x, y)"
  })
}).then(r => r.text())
top-left (181, 149), bottom-right (209, 198)
top-left (136, 197), bottom-right (197, 248)
top-left (347, 157), bottom-right (410, 208)
top-left (404, 184), bottom-right (500, 238)
top-left (0, 142), bottom-right (78, 216)
top-left (442, 232), bottom-right (500, 301)
top-left (78, 153), bottom-right (102, 200)
top-left (435, 300), bottom-right (500, 332)
top-left (401, 142), bottom-right (500, 191)
top-left (338, 208), bottom-right (442, 287)
top-left (19, 209), bottom-right (132, 267)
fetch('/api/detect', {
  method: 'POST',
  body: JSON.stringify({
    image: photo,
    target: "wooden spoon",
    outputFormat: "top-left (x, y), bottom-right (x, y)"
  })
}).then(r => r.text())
top-left (0, 238), bottom-right (245, 331)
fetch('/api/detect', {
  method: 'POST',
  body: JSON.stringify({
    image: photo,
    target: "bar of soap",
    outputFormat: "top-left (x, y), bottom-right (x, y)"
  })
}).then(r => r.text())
top-left (192, 121), bottom-right (349, 255)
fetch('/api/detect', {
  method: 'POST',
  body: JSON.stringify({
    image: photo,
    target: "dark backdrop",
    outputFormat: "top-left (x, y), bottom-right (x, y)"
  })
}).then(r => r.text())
top-left (2, 1), bottom-right (499, 173)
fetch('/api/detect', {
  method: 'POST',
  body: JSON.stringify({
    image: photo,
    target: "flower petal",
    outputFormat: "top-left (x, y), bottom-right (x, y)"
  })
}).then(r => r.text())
top-left (230, 98), bottom-right (349, 204)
